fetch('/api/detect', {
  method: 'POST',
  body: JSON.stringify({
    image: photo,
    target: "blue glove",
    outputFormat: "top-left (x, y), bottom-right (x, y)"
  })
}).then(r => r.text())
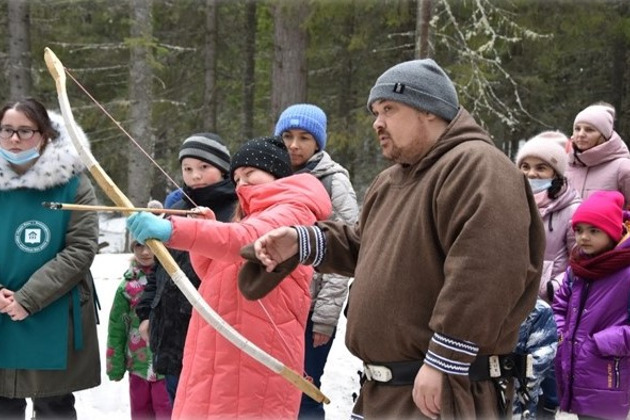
top-left (126, 212), bottom-right (173, 244)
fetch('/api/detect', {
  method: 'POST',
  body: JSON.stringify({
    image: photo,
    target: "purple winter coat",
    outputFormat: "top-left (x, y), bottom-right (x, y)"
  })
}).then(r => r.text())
top-left (553, 244), bottom-right (630, 419)
top-left (566, 132), bottom-right (630, 207)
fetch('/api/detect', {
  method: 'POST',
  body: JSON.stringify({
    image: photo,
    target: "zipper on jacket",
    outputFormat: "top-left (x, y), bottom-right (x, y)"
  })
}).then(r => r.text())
top-left (614, 357), bottom-right (620, 388)
top-left (567, 281), bottom-right (590, 409)
top-left (579, 166), bottom-right (590, 198)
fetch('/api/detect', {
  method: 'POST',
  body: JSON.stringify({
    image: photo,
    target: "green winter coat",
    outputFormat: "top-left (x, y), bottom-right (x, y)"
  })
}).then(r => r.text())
top-left (106, 261), bottom-right (162, 382)
top-left (0, 111), bottom-right (100, 398)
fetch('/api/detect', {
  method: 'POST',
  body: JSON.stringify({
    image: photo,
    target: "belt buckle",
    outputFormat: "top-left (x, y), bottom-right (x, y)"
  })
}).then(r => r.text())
top-left (363, 363), bottom-right (393, 383)
top-left (489, 355), bottom-right (501, 378)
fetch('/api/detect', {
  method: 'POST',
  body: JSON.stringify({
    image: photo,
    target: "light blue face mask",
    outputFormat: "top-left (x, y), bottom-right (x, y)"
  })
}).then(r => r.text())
top-left (528, 178), bottom-right (553, 194)
top-left (0, 147), bottom-right (41, 165)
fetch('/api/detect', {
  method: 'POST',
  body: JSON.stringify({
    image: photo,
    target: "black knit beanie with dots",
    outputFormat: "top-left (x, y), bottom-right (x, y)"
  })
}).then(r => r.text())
top-left (229, 135), bottom-right (292, 183)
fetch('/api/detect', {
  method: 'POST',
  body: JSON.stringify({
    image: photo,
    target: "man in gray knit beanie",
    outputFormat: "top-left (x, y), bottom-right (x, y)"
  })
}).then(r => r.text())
top-left (367, 58), bottom-right (459, 122)
top-left (244, 58), bottom-right (544, 420)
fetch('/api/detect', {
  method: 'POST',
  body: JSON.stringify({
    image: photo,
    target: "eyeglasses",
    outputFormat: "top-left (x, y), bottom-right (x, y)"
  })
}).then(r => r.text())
top-left (0, 127), bottom-right (41, 141)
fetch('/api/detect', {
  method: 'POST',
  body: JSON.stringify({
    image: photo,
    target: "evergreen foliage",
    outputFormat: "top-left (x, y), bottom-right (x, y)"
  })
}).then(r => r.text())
top-left (1, 0), bottom-right (629, 203)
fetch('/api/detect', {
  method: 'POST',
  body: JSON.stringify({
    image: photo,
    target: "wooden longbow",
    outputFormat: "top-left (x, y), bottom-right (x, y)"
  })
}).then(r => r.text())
top-left (43, 47), bottom-right (329, 405)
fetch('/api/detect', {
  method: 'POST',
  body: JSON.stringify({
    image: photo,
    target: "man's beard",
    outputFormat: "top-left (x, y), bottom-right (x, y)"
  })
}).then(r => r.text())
top-left (381, 143), bottom-right (403, 163)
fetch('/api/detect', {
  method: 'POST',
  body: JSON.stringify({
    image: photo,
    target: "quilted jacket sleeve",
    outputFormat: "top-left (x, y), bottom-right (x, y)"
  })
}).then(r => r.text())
top-left (106, 280), bottom-right (130, 381)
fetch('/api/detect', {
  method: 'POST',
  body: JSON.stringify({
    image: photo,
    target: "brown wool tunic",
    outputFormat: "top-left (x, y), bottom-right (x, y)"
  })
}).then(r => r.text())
top-left (317, 108), bottom-right (545, 419)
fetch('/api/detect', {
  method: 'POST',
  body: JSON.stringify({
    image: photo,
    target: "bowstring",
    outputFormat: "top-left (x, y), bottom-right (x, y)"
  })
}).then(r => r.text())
top-left (65, 66), bottom-right (304, 376)
top-left (64, 67), bottom-right (197, 207)
top-left (257, 300), bottom-right (308, 378)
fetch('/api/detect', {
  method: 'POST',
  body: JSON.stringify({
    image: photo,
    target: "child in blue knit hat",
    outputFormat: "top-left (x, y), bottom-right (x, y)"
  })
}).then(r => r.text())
top-left (275, 103), bottom-right (328, 155)
top-left (274, 103), bottom-right (361, 419)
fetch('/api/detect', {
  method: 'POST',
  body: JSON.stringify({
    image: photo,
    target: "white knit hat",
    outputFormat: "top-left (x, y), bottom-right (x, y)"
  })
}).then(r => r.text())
top-left (515, 134), bottom-right (569, 177)
top-left (534, 130), bottom-right (570, 149)
top-left (574, 105), bottom-right (614, 140)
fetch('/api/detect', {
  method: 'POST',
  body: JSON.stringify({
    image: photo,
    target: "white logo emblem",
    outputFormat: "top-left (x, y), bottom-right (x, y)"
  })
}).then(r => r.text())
top-left (15, 220), bottom-right (51, 253)
top-left (25, 228), bottom-right (42, 244)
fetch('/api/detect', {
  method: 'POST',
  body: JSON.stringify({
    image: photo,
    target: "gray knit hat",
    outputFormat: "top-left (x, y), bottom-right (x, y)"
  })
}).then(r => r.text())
top-left (367, 59), bottom-right (459, 122)
top-left (178, 133), bottom-right (231, 175)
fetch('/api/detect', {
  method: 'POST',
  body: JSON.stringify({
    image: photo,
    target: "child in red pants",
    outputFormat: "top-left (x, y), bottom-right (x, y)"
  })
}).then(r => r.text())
top-left (107, 234), bottom-right (172, 419)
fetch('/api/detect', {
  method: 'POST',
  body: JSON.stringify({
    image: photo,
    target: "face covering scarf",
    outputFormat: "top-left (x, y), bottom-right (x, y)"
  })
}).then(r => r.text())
top-left (0, 147), bottom-right (40, 165)
top-left (528, 178), bottom-right (552, 194)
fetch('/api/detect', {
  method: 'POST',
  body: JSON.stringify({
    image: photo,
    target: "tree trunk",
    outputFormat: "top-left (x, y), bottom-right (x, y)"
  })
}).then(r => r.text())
top-left (271, 0), bottom-right (309, 120)
top-left (242, 0), bottom-right (257, 140)
top-left (415, 0), bottom-right (432, 59)
top-left (338, 10), bottom-right (357, 175)
top-left (610, 0), bottom-right (628, 137)
top-left (611, 37), bottom-right (626, 135)
top-left (128, 0), bottom-right (154, 208)
top-left (8, 0), bottom-right (31, 99)
top-left (203, 0), bottom-right (218, 131)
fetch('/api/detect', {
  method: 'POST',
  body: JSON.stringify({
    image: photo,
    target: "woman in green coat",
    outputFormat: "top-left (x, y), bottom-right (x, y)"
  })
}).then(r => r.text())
top-left (0, 98), bottom-right (100, 419)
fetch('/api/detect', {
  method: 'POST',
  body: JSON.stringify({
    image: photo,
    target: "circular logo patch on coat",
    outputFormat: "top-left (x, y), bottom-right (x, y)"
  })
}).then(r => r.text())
top-left (15, 220), bottom-right (51, 253)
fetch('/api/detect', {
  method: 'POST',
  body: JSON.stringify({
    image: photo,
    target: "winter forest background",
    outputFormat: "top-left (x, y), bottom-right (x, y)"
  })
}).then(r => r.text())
top-left (1, 0), bottom-right (629, 207)
top-left (1, 2), bottom-right (618, 418)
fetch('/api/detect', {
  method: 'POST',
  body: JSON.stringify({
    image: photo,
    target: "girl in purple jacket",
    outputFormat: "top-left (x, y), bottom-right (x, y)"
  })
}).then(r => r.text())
top-left (553, 190), bottom-right (630, 419)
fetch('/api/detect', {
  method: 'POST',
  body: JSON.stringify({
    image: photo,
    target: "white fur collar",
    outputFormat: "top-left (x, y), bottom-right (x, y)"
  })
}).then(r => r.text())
top-left (0, 111), bottom-right (90, 191)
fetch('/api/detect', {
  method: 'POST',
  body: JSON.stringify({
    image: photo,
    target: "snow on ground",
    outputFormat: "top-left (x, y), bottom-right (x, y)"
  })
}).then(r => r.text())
top-left (26, 215), bottom-right (573, 419)
top-left (25, 216), bottom-right (362, 419)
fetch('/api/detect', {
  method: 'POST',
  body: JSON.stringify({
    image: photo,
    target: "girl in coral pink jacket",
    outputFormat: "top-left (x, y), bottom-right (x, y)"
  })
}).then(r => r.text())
top-left (127, 136), bottom-right (332, 420)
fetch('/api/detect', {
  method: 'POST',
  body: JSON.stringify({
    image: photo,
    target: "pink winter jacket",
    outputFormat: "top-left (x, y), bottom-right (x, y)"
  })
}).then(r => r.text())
top-left (537, 185), bottom-right (581, 302)
top-left (166, 173), bottom-right (332, 420)
top-left (566, 132), bottom-right (630, 207)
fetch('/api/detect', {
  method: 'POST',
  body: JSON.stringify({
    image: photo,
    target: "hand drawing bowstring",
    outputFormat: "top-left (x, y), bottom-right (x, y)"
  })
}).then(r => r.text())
top-left (43, 47), bottom-right (329, 405)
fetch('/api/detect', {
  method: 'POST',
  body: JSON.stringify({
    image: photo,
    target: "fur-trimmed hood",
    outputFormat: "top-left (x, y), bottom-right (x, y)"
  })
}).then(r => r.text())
top-left (0, 110), bottom-right (89, 191)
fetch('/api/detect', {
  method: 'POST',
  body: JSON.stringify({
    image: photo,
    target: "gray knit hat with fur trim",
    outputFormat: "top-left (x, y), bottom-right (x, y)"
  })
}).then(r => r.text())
top-left (367, 59), bottom-right (459, 122)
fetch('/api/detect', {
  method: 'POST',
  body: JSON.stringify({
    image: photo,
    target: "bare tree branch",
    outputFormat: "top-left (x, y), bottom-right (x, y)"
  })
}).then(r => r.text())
top-left (434, 0), bottom-right (551, 131)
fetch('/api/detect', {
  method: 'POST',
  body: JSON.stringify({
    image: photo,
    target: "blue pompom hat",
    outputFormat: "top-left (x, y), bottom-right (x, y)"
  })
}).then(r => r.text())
top-left (274, 104), bottom-right (328, 151)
